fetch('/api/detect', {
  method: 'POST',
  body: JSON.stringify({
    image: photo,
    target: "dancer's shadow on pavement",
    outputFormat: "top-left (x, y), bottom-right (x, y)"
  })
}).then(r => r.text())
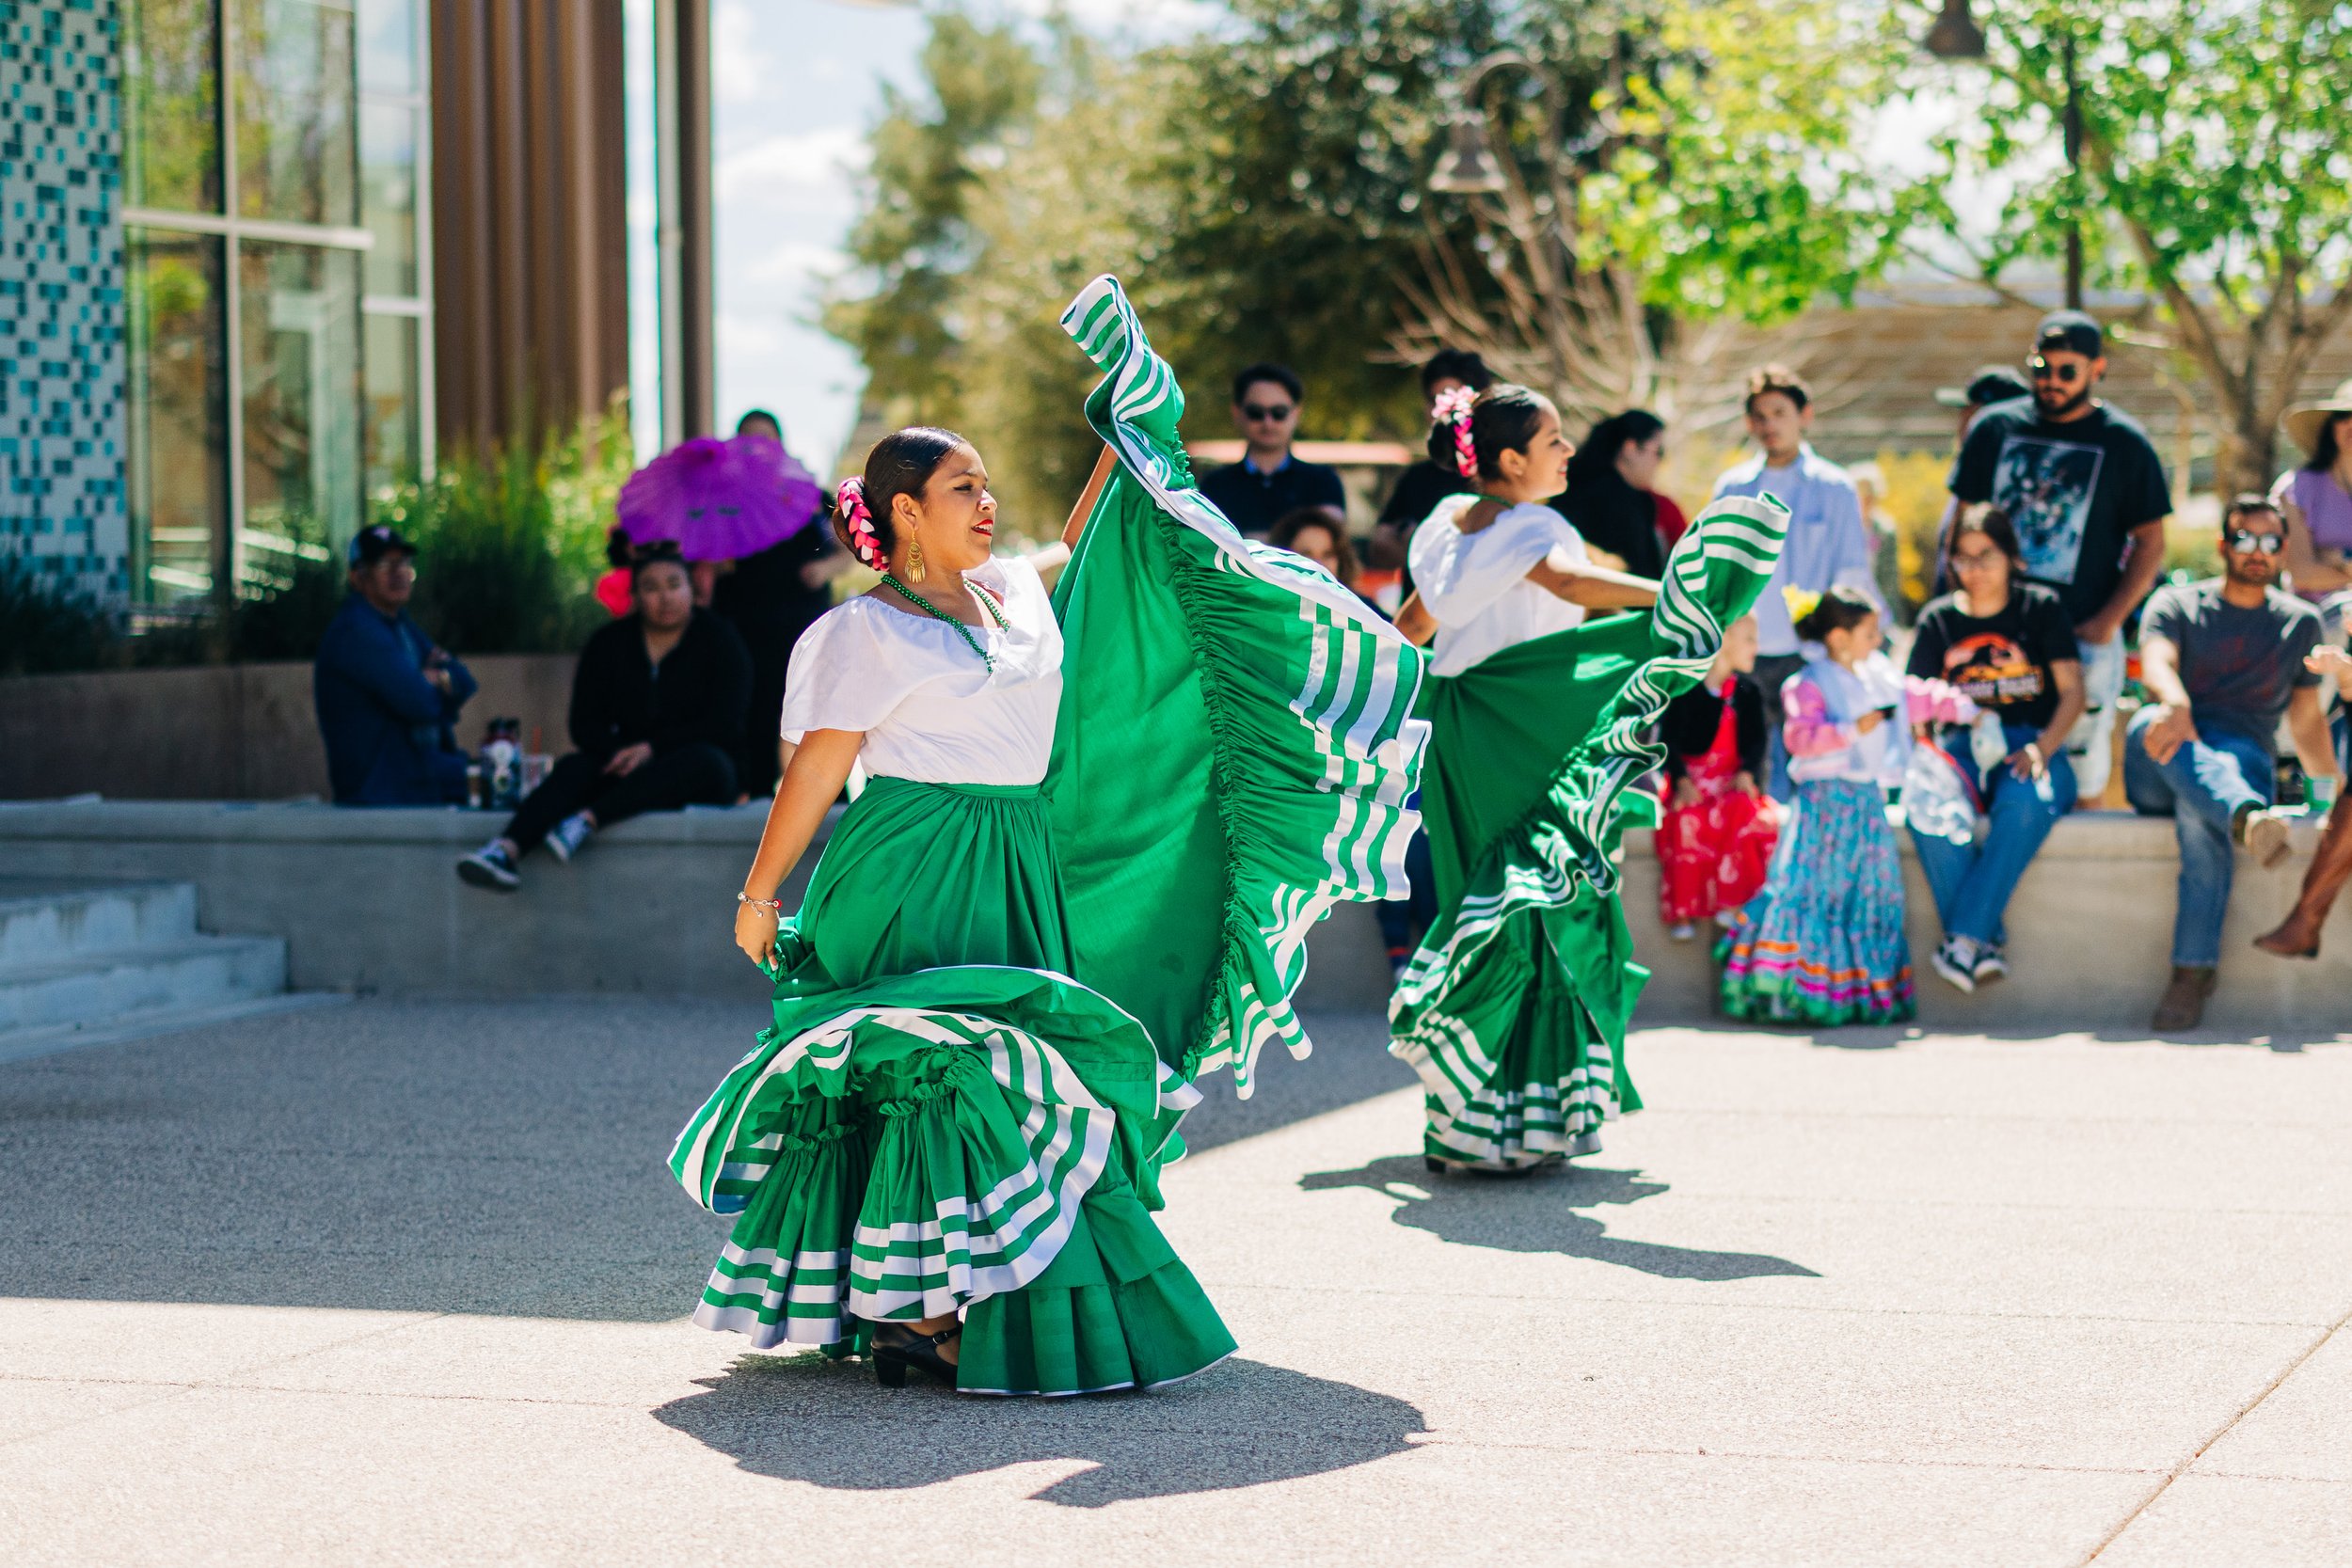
top-left (1299, 1156), bottom-right (1819, 1281)
top-left (653, 1354), bottom-right (1424, 1505)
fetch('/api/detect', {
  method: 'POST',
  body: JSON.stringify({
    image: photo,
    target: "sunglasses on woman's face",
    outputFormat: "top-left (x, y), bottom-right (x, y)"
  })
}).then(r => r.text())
top-left (1241, 403), bottom-right (1295, 422)
top-left (2227, 529), bottom-right (2284, 555)
top-left (2027, 356), bottom-right (2084, 385)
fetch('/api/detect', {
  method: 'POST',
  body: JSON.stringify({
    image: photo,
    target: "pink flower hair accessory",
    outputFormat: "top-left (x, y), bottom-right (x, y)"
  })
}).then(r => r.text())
top-left (1432, 386), bottom-right (1478, 479)
top-left (835, 478), bottom-right (885, 570)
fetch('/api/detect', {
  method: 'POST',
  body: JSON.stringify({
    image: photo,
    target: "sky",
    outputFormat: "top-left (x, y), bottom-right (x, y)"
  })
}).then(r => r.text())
top-left (696, 0), bottom-right (1216, 477)
top-left (706, 0), bottom-right (930, 476)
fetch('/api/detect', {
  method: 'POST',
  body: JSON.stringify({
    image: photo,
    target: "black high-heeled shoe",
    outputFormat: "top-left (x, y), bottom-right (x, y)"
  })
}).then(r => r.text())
top-left (869, 1323), bottom-right (961, 1387)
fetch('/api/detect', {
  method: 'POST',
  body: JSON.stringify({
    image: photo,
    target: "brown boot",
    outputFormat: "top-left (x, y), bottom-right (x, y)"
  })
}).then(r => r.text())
top-left (2254, 794), bottom-right (2352, 958)
top-left (2150, 965), bottom-right (2217, 1033)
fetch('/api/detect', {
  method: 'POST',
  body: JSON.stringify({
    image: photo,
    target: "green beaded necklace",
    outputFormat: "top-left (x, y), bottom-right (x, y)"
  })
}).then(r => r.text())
top-left (881, 573), bottom-right (1009, 671)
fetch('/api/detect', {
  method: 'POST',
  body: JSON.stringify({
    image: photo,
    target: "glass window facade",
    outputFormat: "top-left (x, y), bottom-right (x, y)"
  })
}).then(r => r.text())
top-left (126, 230), bottom-right (230, 604)
top-left (231, 0), bottom-right (358, 228)
top-left (119, 0), bottom-right (430, 607)
top-left (122, 0), bottom-right (223, 215)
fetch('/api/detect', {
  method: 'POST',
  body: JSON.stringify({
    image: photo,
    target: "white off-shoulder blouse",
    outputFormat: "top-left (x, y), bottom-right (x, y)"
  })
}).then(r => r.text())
top-left (778, 555), bottom-right (1062, 785)
top-left (1407, 495), bottom-right (1592, 677)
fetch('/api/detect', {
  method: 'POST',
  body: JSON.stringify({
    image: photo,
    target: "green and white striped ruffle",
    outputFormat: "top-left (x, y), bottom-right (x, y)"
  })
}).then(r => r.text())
top-left (1053, 275), bottom-right (1428, 1097)
top-left (1391, 497), bottom-right (1788, 1166)
top-left (671, 978), bottom-right (1159, 1347)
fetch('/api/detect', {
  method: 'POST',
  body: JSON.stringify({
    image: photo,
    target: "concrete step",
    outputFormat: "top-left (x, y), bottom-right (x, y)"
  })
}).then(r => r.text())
top-left (0, 991), bottom-right (349, 1068)
top-left (0, 880), bottom-right (199, 972)
top-left (0, 936), bottom-right (289, 1034)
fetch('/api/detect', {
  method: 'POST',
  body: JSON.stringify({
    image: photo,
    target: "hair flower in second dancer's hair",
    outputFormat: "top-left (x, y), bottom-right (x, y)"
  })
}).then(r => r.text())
top-left (835, 477), bottom-right (885, 571)
top-left (1432, 385), bottom-right (1478, 479)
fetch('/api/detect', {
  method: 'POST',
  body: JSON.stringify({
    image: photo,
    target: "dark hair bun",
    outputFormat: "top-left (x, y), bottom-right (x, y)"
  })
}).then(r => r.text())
top-left (1424, 383), bottom-right (1554, 482)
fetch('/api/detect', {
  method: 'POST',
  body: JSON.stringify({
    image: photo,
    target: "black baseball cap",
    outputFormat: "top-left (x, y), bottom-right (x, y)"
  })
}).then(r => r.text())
top-left (2033, 309), bottom-right (2105, 359)
top-left (1934, 365), bottom-right (2034, 409)
top-left (347, 524), bottom-right (417, 566)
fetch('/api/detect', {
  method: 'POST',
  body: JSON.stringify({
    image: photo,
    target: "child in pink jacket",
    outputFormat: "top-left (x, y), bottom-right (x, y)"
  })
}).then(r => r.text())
top-left (1720, 587), bottom-right (1978, 1025)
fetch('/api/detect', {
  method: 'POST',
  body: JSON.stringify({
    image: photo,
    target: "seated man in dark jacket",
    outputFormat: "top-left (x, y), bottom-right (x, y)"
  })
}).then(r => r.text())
top-left (456, 545), bottom-right (753, 890)
top-left (315, 525), bottom-right (477, 805)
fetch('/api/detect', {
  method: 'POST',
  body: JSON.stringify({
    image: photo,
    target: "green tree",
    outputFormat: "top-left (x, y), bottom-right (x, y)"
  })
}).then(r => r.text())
top-left (1917, 0), bottom-right (2352, 496)
top-left (828, 0), bottom-right (1911, 517)
top-left (1393, 0), bottom-right (1909, 433)
top-left (822, 14), bottom-right (1046, 427)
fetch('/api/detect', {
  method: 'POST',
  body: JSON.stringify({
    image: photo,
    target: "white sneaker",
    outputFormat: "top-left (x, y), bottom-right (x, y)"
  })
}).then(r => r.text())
top-left (1972, 943), bottom-right (2009, 984)
top-left (544, 813), bottom-right (595, 863)
top-left (1931, 935), bottom-right (1980, 993)
top-left (1667, 922), bottom-right (1698, 942)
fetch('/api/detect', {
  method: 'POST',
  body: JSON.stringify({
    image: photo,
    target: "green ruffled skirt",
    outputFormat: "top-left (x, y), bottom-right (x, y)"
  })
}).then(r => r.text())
top-left (670, 777), bottom-right (1235, 1396)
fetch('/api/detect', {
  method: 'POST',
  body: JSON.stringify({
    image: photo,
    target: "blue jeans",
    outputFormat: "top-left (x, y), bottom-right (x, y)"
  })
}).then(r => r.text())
top-left (1909, 722), bottom-right (2078, 947)
top-left (2122, 707), bottom-right (2274, 967)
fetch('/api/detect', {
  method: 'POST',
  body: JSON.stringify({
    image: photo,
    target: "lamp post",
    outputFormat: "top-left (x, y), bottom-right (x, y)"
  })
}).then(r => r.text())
top-left (1425, 51), bottom-right (1570, 200)
top-left (1922, 0), bottom-right (1987, 59)
top-left (1917, 2), bottom-right (2087, 309)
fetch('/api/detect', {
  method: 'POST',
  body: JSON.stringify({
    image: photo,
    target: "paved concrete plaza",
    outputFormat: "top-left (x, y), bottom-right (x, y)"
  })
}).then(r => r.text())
top-left (1, 998), bottom-right (2346, 1566)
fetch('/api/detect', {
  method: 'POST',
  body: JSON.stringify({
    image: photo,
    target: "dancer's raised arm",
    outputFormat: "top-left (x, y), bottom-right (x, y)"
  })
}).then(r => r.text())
top-left (1061, 444), bottom-right (1117, 548)
top-left (733, 726), bottom-right (862, 966)
top-left (1528, 549), bottom-right (1658, 610)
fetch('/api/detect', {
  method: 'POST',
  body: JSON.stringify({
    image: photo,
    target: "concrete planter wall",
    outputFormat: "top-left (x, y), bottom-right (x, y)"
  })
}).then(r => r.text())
top-left (0, 657), bottom-right (575, 801)
top-left (0, 800), bottom-right (2342, 1032)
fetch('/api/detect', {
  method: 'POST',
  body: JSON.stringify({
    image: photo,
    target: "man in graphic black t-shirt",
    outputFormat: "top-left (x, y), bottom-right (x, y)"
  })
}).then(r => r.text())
top-left (1948, 311), bottom-right (2172, 800)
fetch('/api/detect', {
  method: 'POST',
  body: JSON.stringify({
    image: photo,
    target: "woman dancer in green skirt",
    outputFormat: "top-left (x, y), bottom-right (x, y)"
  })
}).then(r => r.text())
top-left (1391, 385), bottom-right (1787, 1172)
top-left (669, 277), bottom-right (1425, 1394)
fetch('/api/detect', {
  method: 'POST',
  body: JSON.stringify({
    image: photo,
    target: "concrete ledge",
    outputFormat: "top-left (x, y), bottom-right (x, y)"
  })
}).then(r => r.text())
top-left (0, 800), bottom-right (2342, 1032)
top-left (0, 800), bottom-right (795, 1000)
top-left (1617, 810), bottom-right (2352, 1035)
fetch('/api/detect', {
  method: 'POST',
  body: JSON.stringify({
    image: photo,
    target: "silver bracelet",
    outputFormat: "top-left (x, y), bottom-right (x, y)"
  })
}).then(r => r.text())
top-left (737, 892), bottom-right (783, 914)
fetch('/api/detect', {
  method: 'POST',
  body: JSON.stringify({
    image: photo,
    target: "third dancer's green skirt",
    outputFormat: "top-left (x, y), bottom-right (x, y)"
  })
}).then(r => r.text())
top-left (1391, 499), bottom-right (1788, 1169)
top-left (672, 777), bottom-right (1235, 1396)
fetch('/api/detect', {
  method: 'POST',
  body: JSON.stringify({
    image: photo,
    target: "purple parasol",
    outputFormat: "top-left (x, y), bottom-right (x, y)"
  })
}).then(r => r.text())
top-left (615, 434), bottom-right (826, 562)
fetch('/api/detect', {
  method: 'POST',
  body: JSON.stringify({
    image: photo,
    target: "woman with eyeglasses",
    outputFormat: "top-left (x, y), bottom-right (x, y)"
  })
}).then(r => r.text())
top-left (1903, 504), bottom-right (2087, 990)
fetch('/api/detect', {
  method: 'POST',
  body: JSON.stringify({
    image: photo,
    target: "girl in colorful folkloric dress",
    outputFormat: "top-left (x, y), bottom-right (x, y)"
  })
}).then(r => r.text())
top-left (1717, 587), bottom-right (1979, 1026)
top-left (1389, 385), bottom-right (1788, 1172)
top-left (668, 277), bottom-right (1426, 1395)
top-left (1654, 612), bottom-right (1781, 942)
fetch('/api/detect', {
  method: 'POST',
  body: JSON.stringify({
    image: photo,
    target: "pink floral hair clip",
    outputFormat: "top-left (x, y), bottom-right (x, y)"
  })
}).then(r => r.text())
top-left (1432, 386), bottom-right (1478, 480)
top-left (835, 478), bottom-right (885, 570)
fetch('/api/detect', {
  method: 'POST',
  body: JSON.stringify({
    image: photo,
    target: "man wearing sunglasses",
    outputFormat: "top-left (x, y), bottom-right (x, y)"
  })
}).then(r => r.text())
top-left (2126, 497), bottom-right (2338, 1031)
top-left (1949, 310), bottom-right (2173, 801)
top-left (1198, 360), bottom-right (1347, 540)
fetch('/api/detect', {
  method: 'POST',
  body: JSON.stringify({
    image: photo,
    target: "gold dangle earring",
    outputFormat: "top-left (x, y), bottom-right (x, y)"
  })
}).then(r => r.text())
top-left (905, 532), bottom-right (927, 583)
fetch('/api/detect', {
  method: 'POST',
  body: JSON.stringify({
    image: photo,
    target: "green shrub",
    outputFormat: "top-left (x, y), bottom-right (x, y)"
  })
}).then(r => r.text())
top-left (0, 555), bottom-right (119, 675)
top-left (380, 407), bottom-right (630, 656)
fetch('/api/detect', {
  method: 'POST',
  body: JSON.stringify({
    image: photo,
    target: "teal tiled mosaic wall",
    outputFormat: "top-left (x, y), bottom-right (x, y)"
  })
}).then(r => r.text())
top-left (0, 0), bottom-right (125, 603)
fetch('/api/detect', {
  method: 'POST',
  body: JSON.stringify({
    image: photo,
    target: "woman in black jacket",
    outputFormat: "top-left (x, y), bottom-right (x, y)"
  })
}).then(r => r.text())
top-left (457, 546), bottom-right (753, 890)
